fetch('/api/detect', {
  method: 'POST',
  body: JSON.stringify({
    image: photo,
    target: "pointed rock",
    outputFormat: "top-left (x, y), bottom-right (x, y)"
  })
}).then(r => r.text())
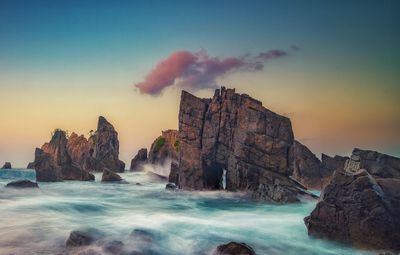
top-left (1, 162), bottom-right (12, 169)
top-left (130, 148), bottom-right (148, 171)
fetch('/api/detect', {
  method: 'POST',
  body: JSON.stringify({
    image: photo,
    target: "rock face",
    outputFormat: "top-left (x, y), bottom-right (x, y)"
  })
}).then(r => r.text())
top-left (305, 149), bottom-right (400, 251)
top-left (26, 162), bottom-right (34, 169)
top-left (213, 242), bottom-right (255, 255)
top-left (1, 162), bottom-right (12, 169)
top-left (148, 129), bottom-right (179, 165)
top-left (130, 148), bottom-right (148, 171)
top-left (6, 180), bottom-right (39, 188)
top-left (171, 87), bottom-right (315, 202)
top-left (92, 116), bottom-right (125, 172)
top-left (67, 132), bottom-right (95, 171)
top-left (33, 129), bottom-right (95, 182)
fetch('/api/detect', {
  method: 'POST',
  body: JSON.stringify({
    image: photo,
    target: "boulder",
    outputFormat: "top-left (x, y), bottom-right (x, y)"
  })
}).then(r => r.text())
top-left (92, 116), bottom-right (125, 172)
top-left (66, 228), bottom-right (103, 247)
top-left (101, 169), bottom-right (126, 183)
top-left (148, 129), bottom-right (179, 165)
top-left (1, 162), bottom-right (12, 169)
top-left (213, 242), bottom-right (255, 255)
top-left (130, 148), bottom-right (148, 171)
top-left (26, 162), bottom-right (34, 169)
top-left (6, 180), bottom-right (39, 188)
top-left (304, 168), bottom-right (400, 250)
top-left (33, 129), bottom-right (94, 182)
top-left (171, 87), bottom-right (315, 202)
top-left (165, 183), bottom-right (177, 190)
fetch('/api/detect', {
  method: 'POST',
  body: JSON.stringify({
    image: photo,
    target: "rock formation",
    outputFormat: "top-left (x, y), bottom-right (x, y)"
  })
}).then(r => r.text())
top-left (92, 116), bottom-right (125, 172)
top-left (148, 129), bottom-right (179, 164)
top-left (305, 149), bottom-right (400, 251)
top-left (26, 162), bottom-right (34, 169)
top-left (67, 132), bottom-right (95, 171)
top-left (213, 242), bottom-right (255, 255)
top-left (5, 180), bottom-right (39, 188)
top-left (1, 162), bottom-right (12, 169)
top-left (130, 148), bottom-right (148, 171)
top-left (33, 129), bottom-right (95, 182)
top-left (170, 87), bottom-right (316, 202)
top-left (101, 169), bottom-right (127, 183)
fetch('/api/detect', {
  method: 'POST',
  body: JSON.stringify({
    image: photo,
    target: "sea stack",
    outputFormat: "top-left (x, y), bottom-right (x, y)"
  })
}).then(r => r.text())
top-left (1, 162), bottom-right (12, 169)
top-left (304, 149), bottom-right (400, 251)
top-left (148, 129), bottom-right (179, 165)
top-left (129, 148), bottom-right (148, 171)
top-left (170, 87), bottom-right (317, 202)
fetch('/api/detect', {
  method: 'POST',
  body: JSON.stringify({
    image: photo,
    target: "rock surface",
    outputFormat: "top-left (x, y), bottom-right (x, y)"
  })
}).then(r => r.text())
top-left (170, 87), bottom-right (315, 202)
top-left (213, 242), bottom-right (256, 255)
top-left (148, 129), bottom-right (179, 165)
top-left (1, 162), bottom-right (12, 169)
top-left (130, 148), bottom-right (148, 171)
top-left (92, 116), bottom-right (125, 172)
top-left (101, 169), bottom-right (126, 183)
top-left (26, 162), bottom-right (35, 169)
top-left (66, 228), bottom-right (104, 247)
top-left (5, 180), bottom-right (39, 188)
top-left (305, 150), bottom-right (400, 251)
top-left (33, 129), bottom-right (95, 182)
top-left (67, 132), bottom-right (95, 171)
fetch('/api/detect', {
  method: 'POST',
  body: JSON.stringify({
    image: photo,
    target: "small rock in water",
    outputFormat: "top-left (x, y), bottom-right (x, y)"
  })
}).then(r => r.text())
top-left (1, 162), bottom-right (12, 169)
top-left (101, 169), bottom-right (128, 183)
top-left (213, 242), bottom-right (256, 255)
top-left (165, 183), bottom-right (177, 190)
top-left (5, 180), bottom-right (39, 188)
top-left (135, 182), bottom-right (142, 186)
top-left (66, 228), bottom-right (103, 247)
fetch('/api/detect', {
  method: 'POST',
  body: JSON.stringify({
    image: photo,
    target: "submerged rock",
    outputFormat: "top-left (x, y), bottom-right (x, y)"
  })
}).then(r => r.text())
top-left (305, 163), bottom-right (400, 250)
top-left (165, 183), bottom-right (177, 190)
top-left (148, 129), bottom-right (178, 165)
top-left (101, 169), bottom-right (127, 183)
top-left (66, 230), bottom-right (97, 247)
top-left (130, 148), bottom-right (148, 171)
top-left (1, 162), bottom-right (12, 169)
top-left (171, 87), bottom-right (314, 203)
top-left (102, 240), bottom-right (124, 254)
top-left (213, 242), bottom-right (256, 255)
top-left (5, 180), bottom-right (39, 188)
top-left (26, 162), bottom-right (35, 169)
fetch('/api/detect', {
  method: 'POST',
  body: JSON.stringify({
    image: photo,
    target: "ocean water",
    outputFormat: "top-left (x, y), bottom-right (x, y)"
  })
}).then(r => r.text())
top-left (0, 168), bottom-right (373, 255)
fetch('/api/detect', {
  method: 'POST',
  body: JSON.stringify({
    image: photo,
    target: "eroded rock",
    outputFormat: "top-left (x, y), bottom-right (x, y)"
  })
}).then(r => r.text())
top-left (148, 130), bottom-right (178, 165)
top-left (130, 148), bottom-right (148, 171)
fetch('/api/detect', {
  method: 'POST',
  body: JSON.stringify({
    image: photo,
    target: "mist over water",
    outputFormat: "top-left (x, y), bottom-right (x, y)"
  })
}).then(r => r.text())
top-left (0, 167), bottom-right (372, 255)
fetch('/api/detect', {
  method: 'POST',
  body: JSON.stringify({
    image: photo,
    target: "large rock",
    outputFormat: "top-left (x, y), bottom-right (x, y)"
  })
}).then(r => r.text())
top-left (1, 162), bottom-right (12, 169)
top-left (213, 242), bottom-right (255, 255)
top-left (92, 116), bottom-right (125, 172)
top-left (6, 180), bottom-right (39, 188)
top-left (305, 168), bottom-right (400, 251)
top-left (130, 148), bottom-right (148, 171)
top-left (171, 87), bottom-right (315, 202)
top-left (148, 129), bottom-right (179, 165)
top-left (67, 132), bottom-right (95, 171)
top-left (33, 129), bottom-right (95, 182)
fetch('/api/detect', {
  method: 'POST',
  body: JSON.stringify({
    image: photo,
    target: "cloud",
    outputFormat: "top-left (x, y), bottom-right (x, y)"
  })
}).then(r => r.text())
top-left (135, 48), bottom-right (294, 96)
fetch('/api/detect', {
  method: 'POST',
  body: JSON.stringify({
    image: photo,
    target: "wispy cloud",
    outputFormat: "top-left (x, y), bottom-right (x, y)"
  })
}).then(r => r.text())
top-left (135, 47), bottom-right (297, 96)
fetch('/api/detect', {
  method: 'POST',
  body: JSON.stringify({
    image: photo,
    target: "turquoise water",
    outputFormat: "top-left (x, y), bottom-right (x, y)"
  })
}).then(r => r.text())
top-left (0, 168), bottom-right (373, 255)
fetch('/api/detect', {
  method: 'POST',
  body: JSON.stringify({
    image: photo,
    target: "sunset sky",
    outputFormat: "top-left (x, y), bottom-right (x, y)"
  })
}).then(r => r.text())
top-left (1, 0), bottom-right (399, 167)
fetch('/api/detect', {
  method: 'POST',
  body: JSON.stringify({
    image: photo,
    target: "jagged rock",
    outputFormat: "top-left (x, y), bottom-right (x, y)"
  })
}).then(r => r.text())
top-left (320, 153), bottom-right (348, 177)
top-left (101, 169), bottom-right (127, 183)
top-left (26, 162), bottom-right (34, 169)
top-left (171, 87), bottom-right (315, 202)
top-left (148, 129), bottom-right (179, 165)
top-left (213, 242), bottom-right (256, 255)
top-left (92, 116), bottom-right (125, 172)
top-left (1, 162), bottom-right (12, 169)
top-left (33, 129), bottom-right (95, 182)
top-left (67, 132), bottom-right (95, 171)
top-left (6, 180), bottom-right (39, 188)
top-left (305, 168), bottom-right (400, 250)
top-left (130, 148), bottom-right (148, 171)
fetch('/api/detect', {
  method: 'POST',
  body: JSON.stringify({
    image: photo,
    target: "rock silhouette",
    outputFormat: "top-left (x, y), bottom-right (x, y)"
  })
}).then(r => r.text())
top-left (1, 162), bottom-right (12, 169)
top-left (130, 148), bottom-right (148, 171)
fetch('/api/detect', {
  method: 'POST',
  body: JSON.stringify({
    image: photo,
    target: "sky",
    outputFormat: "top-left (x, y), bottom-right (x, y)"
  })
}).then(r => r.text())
top-left (0, 0), bottom-right (399, 167)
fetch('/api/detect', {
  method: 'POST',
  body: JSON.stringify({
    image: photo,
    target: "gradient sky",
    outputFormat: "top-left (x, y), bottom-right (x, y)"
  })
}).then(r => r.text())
top-left (1, 0), bottom-right (399, 167)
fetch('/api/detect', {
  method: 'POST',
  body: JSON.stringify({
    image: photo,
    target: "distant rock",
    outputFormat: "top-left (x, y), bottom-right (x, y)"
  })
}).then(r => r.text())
top-left (26, 162), bottom-right (34, 169)
top-left (33, 129), bottom-right (95, 182)
top-left (305, 149), bottom-right (400, 251)
top-left (5, 180), bottom-right (39, 188)
top-left (130, 148), bottom-right (148, 171)
top-left (92, 116), bottom-right (125, 172)
top-left (213, 242), bottom-right (255, 255)
top-left (171, 87), bottom-right (315, 203)
top-left (1, 162), bottom-right (12, 169)
top-left (148, 129), bottom-right (178, 165)
top-left (101, 169), bottom-right (127, 183)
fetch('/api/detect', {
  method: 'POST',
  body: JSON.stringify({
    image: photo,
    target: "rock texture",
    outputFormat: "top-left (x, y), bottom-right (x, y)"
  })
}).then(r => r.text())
top-left (305, 149), bottom-right (400, 251)
top-left (27, 162), bottom-right (34, 169)
top-left (170, 87), bottom-right (315, 202)
top-left (6, 180), bottom-right (39, 188)
top-left (33, 130), bottom-right (95, 182)
top-left (148, 129), bottom-right (179, 165)
top-left (1, 162), bottom-right (12, 169)
top-left (67, 132), bottom-right (95, 171)
top-left (130, 148), bottom-right (148, 171)
top-left (213, 242), bottom-right (255, 255)
top-left (92, 116), bottom-right (125, 172)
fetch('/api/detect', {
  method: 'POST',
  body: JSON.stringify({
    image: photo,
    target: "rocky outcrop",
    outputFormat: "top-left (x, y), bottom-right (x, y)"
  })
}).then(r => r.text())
top-left (33, 129), bottom-right (95, 182)
top-left (67, 132), bottom-right (95, 171)
top-left (5, 180), bottom-right (39, 188)
top-left (171, 87), bottom-right (315, 203)
top-left (305, 149), bottom-right (400, 251)
top-left (26, 162), bottom-right (34, 169)
top-left (148, 129), bottom-right (179, 165)
top-left (130, 148), bottom-right (148, 171)
top-left (1, 162), bottom-right (12, 169)
top-left (92, 116), bottom-right (125, 172)
top-left (213, 242), bottom-right (255, 255)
